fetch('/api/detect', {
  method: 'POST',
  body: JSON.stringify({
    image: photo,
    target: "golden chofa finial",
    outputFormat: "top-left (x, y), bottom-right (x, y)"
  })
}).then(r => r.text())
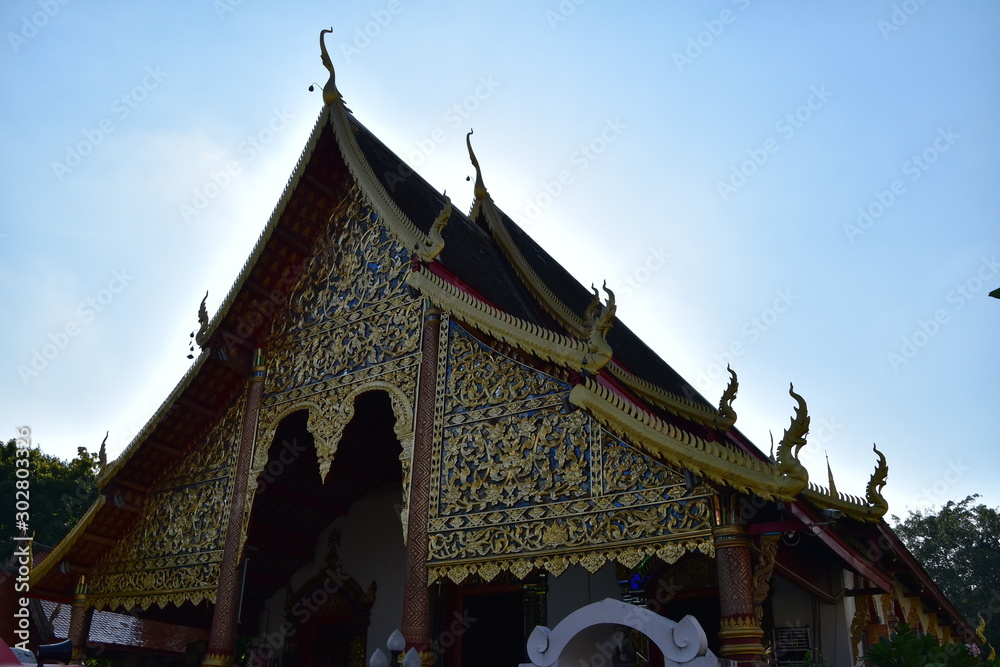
top-left (776, 383), bottom-right (810, 491)
top-left (194, 291), bottom-right (210, 348)
top-left (866, 444), bottom-right (889, 516)
top-left (582, 281), bottom-right (615, 373)
top-left (417, 191), bottom-right (451, 262)
top-left (717, 365), bottom-right (738, 428)
top-left (977, 616), bottom-right (997, 660)
top-left (466, 129), bottom-right (489, 205)
top-left (319, 28), bottom-right (340, 106)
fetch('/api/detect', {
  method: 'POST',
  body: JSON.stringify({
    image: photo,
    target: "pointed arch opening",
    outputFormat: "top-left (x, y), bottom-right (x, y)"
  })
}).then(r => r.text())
top-left (238, 390), bottom-right (406, 665)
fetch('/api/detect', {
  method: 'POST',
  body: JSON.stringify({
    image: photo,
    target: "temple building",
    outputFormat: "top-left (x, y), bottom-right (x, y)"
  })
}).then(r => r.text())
top-left (27, 31), bottom-right (977, 667)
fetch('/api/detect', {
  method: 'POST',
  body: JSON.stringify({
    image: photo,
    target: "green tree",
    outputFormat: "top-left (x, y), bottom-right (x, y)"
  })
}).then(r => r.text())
top-left (1, 439), bottom-right (100, 563)
top-left (893, 496), bottom-right (1000, 651)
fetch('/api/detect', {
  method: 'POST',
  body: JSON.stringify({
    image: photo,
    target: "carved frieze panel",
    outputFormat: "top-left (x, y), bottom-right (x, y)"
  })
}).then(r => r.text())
top-left (269, 183), bottom-right (411, 340)
top-left (87, 397), bottom-right (244, 610)
top-left (266, 299), bottom-right (421, 395)
top-left (252, 181), bottom-right (422, 522)
top-left (428, 322), bottom-right (713, 583)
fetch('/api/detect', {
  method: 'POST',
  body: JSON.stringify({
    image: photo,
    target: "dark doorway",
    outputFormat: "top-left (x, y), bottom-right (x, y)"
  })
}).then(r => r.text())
top-left (459, 591), bottom-right (525, 667)
top-left (309, 621), bottom-right (351, 667)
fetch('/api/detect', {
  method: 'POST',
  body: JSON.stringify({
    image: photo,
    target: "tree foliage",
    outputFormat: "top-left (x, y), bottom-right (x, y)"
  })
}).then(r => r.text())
top-left (893, 496), bottom-right (1000, 651)
top-left (864, 624), bottom-right (991, 667)
top-left (1, 439), bottom-right (100, 563)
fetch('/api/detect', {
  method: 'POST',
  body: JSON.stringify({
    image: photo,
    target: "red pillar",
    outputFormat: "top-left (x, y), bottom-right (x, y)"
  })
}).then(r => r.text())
top-left (400, 305), bottom-right (441, 666)
top-left (68, 576), bottom-right (92, 663)
top-left (203, 351), bottom-right (267, 667)
top-left (714, 524), bottom-right (766, 666)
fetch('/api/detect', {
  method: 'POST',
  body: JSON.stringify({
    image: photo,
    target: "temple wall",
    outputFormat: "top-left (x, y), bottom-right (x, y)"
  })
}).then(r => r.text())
top-left (770, 572), bottom-right (856, 667)
top-left (546, 564), bottom-right (621, 629)
top-left (329, 485), bottom-right (406, 653)
top-left (279, 485), bottom-right (405, 657)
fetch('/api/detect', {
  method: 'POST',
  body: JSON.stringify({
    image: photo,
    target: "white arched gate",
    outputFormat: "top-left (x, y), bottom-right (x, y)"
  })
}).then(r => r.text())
top-left (519, 598), bottom-right (720, 667)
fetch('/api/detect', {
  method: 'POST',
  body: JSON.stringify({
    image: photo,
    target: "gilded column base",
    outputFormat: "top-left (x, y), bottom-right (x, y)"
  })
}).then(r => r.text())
top-left (712, 523), bottom-right (753, 547)
top-left (718, 615), bottom-right (765, 661)
top-left (201, 652), bottom-right (233, 667)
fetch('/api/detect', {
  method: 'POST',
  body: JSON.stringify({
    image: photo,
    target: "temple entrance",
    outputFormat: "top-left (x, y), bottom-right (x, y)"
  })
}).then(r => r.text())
top-left (440, 576), bottom-right (547, 667)
top-left (239, 390), bottom-right (405, 667)
top-left (458, 589), bottom-right (524, 667)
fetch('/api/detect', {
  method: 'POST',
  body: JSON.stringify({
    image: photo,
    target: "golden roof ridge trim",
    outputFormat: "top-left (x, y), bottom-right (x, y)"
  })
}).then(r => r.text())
top-left (481, 195), bottom-right (588, 334)
top-left (95, 351), bottom-right (211, 489)
top-left (800, 484), bottom-right (885, 522)
top-left (96, 98), bottom-right (331, 495)
top-left (466, 131), bottom-right (589, 335)
top-left (405, 266), bottom-right (609, 372)
top-left (465, 134), bottom-right (725, 423)
top-left (29, 495), bottom-right (107, 585)
top-left (199, 107), bottom-right (331, 345)
top-left (607, 361), bottom-right (727, 428)
top-left (569, 379), bottom-right (808, 500)
top-left (325, 93), bottom-right (427, 251)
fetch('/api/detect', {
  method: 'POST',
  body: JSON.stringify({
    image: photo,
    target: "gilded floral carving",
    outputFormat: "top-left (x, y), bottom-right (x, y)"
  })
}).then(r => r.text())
top-left (428, 320), bottom-right (714, 583)
top-left (87, 398), bottom-right (243, 610)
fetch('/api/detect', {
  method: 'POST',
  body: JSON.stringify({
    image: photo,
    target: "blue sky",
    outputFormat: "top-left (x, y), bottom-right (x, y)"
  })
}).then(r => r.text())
top-left (1, 1), bottom-right (997, 518)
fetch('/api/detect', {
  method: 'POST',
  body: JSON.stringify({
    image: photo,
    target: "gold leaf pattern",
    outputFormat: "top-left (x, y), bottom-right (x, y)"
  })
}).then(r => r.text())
top-left (87, 398), bottom-right (244, 610)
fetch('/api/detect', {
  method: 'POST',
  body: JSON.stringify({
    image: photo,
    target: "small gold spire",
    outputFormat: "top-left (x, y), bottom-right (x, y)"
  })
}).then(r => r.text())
top-left (583, 285), bottom-right (600, 325)
top-left (98, 432), bottom-right (108, 473)
top-left (417, 191), bottom-right (451, 262)
top-left (319, 28), bottom-right (340, 106)
top-left (826, 454), bottom-right (838, 497)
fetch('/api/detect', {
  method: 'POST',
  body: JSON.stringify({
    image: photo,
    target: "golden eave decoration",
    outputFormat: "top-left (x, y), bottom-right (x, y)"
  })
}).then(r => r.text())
top-left (405, 265), bottom-right (612, 373)
top-left (416, 191), bottom-right (451, 262)
top-left (465, 131), bottom-right (733, 426)
top-left (568, 379), bottom-right (805, 501)
top-left (799, 442), bottom-right (890, 522)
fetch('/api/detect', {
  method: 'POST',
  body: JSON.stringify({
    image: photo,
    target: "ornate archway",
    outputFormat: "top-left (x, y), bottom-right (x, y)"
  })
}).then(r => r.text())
top-left (237, 390), bottom-right (407, 662)
top-left (520, 598), bottom-right (719, 667)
